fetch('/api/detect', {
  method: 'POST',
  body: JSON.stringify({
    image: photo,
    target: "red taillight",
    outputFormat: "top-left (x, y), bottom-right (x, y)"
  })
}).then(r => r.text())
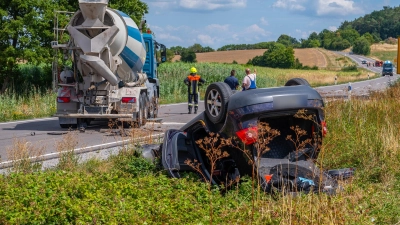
top-left (121, 97), bottom-right (136, 103)
top-left (57, 97), bottom-right (70, 103)
top-left (236, 127), bottom-right (258, 145)
top-left (321, 121), bottom-right (327, 136)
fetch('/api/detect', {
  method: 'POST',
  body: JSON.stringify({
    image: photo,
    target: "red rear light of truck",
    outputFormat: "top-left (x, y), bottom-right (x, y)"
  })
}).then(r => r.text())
top-left (57, 97), bottom-right (70, 103)
top-left (121, 97), bottom-right (136, 103)
top-left (236, 126), bottom-right (258, 145)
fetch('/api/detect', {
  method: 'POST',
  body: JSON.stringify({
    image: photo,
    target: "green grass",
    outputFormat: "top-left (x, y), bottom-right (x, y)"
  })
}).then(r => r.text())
top-left (0, 89), bottom-right (56, 122)
top-left (369, 50), bottom-right (397, 62)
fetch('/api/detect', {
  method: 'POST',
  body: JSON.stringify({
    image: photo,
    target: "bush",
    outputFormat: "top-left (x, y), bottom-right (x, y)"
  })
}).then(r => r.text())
top-left (341, 65), bottom-right (358, 71)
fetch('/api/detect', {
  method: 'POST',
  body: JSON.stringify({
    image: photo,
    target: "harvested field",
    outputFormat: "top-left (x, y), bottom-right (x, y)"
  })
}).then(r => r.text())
top-left (295, 48), bottom-right (327, 67)
top-left (172, 48), bottom-right (330, 68)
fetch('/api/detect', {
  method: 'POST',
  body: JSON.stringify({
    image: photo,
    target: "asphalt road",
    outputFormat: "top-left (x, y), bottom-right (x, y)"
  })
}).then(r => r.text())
top-left (0, 52), bottom-right (398, 165)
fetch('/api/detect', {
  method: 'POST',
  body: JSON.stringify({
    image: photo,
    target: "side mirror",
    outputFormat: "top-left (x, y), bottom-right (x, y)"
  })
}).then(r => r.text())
top-left (160, 44), bottom-right (167, 63)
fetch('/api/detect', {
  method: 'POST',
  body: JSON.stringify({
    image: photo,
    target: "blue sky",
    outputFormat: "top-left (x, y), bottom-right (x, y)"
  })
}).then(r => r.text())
top-left (140, 0), bottom-right (399, 49)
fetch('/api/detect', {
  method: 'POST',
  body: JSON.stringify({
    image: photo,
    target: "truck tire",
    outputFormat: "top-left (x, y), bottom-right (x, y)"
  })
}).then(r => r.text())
top-left (141, 92), bottom-right (148, 126)
top-left (153, 97), bottom-right (159, 118)
top-left (284, 78), bottom-right (310, 86)
top-left (205, 82), bottom-right (232, 124)
top-left (135, 100), bottom-right (144, 128)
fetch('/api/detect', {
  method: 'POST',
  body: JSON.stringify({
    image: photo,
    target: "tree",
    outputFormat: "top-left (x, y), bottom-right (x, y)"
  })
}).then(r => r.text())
top-left (180, 50), bottom-right (197, 63)
top-left (188, 43), bottom-right (203, 53)
top-left (264, 43), bottom-right (295, 68)
top-left (0, 0), bottom-right (57, 93)
top-left (249, 43), bottom-right (294, 68)
top-left (277, 34), bottom-right (299, 47)
top-left (338, 28), bottom-right (360, 45)
top-left (170, 46), bottom-right (186, 55)
top-left (165, 49), bottom-right (175, 62)
top-left (0, 0), bottom-right (149, 94)
top-left (352, 37), bottom-right (371, 55)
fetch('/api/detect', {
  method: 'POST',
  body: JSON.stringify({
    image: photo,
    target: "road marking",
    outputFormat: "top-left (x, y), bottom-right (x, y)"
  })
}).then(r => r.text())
top-left (0, 117), bottom-right (57, 125)
top-left (162, 122), bottom-right (186, 125)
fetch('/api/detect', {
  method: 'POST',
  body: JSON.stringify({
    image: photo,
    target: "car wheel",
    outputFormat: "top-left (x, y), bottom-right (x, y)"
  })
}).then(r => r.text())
top-left (284, 78), bottom-right (310, 86)
top-left (205, 82), bottom-right (232, 124)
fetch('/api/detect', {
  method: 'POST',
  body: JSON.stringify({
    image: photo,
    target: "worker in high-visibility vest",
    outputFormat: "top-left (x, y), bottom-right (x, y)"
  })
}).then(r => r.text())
top-left (184, 67), bottom-right (205, 114)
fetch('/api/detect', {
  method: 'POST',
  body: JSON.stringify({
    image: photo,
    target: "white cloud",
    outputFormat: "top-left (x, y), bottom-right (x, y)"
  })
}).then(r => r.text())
top-left (272, 0), bottom-right (364, 16)
top-left (244, 24), bottom-right (269, 36)
top-left (272, 0), bottom-right (306, 11)
top-left (206, 24), bottom-right (230, 31)
top-left (317, 0), bottom-right (363, 16)
top-left (179, 0), bottom-right (247, 10)
top-left (260, 17), bottom-right (268, 26)
top-left (328, 26), bottom-right (337, 31)
top-left (197, 34), bottom-right (215, 45)
top-left (157, 33), bottom-right (183, 42)
top-left (143, 0), bottom-right (247, 10)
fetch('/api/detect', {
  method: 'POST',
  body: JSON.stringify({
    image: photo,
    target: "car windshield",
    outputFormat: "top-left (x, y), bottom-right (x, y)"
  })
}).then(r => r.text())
top-left (383, 64), bottom-right (393, 68)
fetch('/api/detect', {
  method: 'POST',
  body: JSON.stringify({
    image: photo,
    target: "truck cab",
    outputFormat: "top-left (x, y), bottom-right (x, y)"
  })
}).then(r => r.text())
top-left (382, 60), bottom-right (394, 76)
top-left (142, 31), bottom-right (167, 80)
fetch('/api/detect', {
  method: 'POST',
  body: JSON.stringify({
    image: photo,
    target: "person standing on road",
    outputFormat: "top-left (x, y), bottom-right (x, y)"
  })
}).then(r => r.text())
top-left (224, 69), bottom-right (239, 90)
top-left (242, 68), bottom-right (257, 91)
top-left (184, 67), bottom-right (205, 114)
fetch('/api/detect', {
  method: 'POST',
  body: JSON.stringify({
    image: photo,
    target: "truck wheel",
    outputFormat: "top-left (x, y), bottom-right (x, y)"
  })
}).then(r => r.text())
top-left (148, 99), bottom-right (155, 118)
top-left (153, 97), bottom-right (159, 118)
top-left (284, 78), bottom-right (310, 86)
top-left (135, 101), bottom-right (144, 128)
top-left (205, 82), bottom-right (232, 124)
top-left (141, 92), bottom-right (148, 126)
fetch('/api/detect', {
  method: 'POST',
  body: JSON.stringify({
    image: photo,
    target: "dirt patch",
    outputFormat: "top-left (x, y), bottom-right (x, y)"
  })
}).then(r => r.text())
top-left (172, 48), bottom-right (328, 68)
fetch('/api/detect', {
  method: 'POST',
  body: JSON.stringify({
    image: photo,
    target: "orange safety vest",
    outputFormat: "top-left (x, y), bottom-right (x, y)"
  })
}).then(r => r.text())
top-left (187, 74), bottom-right (201, 81)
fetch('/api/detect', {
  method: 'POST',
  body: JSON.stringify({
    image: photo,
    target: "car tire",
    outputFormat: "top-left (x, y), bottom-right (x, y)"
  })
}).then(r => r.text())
top-left (284, 78), bottom-right (310, 86)
top-left (205, 82), bottom-right (232, 124)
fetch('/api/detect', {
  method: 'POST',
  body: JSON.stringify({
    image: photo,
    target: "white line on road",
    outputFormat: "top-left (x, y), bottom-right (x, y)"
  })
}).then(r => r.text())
top-left (0, 117), bottom-right (57, 125)
top-left (161, 122), bottom-right (186, 125)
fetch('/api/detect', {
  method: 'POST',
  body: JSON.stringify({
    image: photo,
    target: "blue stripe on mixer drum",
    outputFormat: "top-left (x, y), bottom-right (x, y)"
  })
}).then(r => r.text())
top-left (120, 47), bottom-right (144, 72)
top-left (126, 26), bottom-right (143, 44)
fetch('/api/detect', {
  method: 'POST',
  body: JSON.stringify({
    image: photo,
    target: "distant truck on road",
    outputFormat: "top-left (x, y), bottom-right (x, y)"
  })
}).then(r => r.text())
top-left (382, 60), bottom-right (394, 76)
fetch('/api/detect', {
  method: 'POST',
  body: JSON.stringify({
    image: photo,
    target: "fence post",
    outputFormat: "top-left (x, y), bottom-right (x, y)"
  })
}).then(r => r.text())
top-left (335, 76), bottom-right (337, 85)
top-left (348, 82), bottom-right (352, 99)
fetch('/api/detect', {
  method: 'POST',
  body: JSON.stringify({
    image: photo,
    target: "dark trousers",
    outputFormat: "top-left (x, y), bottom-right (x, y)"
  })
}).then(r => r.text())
top-left (188, 92), bottom-right (198, 108)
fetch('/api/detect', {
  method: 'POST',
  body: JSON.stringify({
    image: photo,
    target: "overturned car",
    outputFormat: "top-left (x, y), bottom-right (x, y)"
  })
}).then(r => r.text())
top-left (158, 78), bottom-right (354, 195)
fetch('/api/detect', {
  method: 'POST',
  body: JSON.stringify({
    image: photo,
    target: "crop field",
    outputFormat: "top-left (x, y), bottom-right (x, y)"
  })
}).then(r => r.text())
top-left (370, 43), bottom-right (398, 64)
top-left (172, 48), bottom-right (331, 68)
top-left (158, 61), bottom-right (377, 104)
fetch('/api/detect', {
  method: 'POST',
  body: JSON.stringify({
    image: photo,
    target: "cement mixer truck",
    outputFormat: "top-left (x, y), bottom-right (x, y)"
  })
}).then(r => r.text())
top-left (51, 0), bottom-right (166, 129)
